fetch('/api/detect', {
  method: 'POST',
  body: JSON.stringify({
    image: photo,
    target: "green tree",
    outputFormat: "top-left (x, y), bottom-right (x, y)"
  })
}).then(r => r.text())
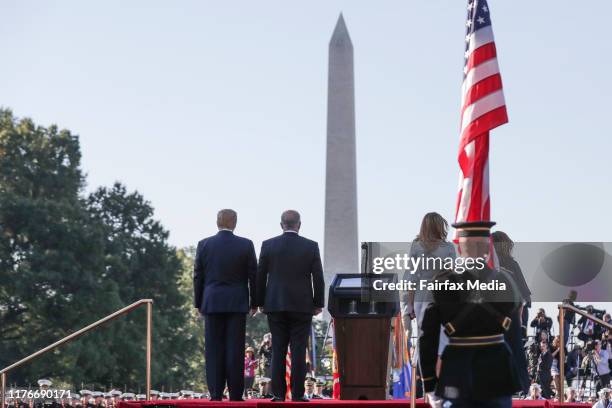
top-left (0, 109), bottom-right (200, 391)
top-left (86, 184), bottom-right (199, 390)
top-left (0, 109), bottom-right (112, 384)
top-left (176, 246), bottom-right (205, 390)
top-left (312, 318), bottom-right (331, 377)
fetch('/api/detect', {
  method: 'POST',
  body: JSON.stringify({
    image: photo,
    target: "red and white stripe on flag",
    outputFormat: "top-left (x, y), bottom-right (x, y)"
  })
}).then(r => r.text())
top-left (285, 348), bottom-right (292, 400)
top-left (455, 0), bottom-right (507, 245)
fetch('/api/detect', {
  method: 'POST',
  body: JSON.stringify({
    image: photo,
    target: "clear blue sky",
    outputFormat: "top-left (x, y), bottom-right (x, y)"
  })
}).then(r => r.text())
top-left (1, 0), bottom-right (611, 253)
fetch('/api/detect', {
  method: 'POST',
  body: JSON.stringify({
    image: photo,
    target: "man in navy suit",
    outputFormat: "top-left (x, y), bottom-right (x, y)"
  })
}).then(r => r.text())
top-left (193, 209), bottom-right (257, 401)
top-left (256, 210), bottom-right (325, 402)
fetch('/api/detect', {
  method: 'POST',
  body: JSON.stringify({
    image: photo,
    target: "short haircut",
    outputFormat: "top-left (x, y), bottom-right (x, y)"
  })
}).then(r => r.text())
top-left (217, 209), bottom-right (237, 230)
top-left (281, 210), bottom-right (301, 230)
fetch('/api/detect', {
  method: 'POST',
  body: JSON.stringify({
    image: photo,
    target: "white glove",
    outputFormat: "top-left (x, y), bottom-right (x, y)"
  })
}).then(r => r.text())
top-left (425, 392), bottom-right (443, 408)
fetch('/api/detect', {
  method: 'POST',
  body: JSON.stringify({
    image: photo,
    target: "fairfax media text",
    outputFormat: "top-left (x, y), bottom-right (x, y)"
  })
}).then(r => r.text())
top-left (373, 278), bottom-right (507, 292)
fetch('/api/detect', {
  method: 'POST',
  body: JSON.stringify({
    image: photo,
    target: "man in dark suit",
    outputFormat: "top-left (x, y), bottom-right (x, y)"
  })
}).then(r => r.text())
top-left (193, 209), bottom-right (257, 401)
top-left (537, 340), bottom-right (553, 399)
top-left (256, 210), bottom-right (325, 402)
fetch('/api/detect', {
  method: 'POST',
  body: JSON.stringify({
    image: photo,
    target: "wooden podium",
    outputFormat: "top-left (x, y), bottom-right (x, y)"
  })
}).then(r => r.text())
top-left (328, 274), bottom-right (399, 400)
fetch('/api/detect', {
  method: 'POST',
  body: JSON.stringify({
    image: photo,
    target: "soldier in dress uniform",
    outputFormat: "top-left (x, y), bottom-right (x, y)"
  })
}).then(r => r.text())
top-left (303, 378), bottom-right (322, 400)
top-left (78, 391), bottom-right (93, 408)
top-left (314, 379), bottom-right (329, 399)
top-left (16, 394), bottom-right (28, 408)
top-left (418, 221), bottom-right (522, 408)
top-left (15, 393), bottom-right (26, 408)
top-left (66, 394), bottom-right (76, 408)
top-left (5, 392), bottom-right (14, 408)
top-left (109, 390), bottom-right (120, 408)
top-left (178, 390), bottom-right (193, 400)
top-left (59, 395), bottom-right (70, 408)
top-left (71, 394), bottom-right (81, 408)
top-left (118, 394), bottom-right (133, 402)
top-left (255, 378), bottom-right (273, 399)
top-left (35, 379), bottom-right (56, 408)
top-left (102, 393), bottom-right (111, 408)
top-left (91, 392), bottom-right (103, 408)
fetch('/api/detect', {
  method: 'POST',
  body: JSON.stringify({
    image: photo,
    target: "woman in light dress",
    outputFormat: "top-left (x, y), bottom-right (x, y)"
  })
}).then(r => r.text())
top-left (401, 212), bottom-right (456, 369)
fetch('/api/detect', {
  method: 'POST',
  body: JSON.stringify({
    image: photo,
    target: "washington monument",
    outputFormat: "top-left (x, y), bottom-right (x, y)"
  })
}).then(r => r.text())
top-left (324, 14), bottom-right (359, 284)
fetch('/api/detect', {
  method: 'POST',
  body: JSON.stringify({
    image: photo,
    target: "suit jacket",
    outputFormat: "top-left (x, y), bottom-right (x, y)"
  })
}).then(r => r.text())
top-left (256, 232), bottom-right (325, 314)
top-left (193, 230), bottom-right (257, 314)
top-left (537, 351), bottom-right (552, 380)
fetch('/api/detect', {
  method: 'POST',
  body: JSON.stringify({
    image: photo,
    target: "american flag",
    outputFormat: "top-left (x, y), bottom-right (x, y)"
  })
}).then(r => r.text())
top-left (285, 348), bottom-right (292, 400)
top-left (455, 0), bottom-right (507, 231)
top-left (331, 320), bottom-right (340, 399)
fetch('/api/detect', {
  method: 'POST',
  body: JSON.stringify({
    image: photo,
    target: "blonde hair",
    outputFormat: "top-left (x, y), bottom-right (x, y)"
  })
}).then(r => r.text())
top-left (416, 212), bottom-right (448, 252)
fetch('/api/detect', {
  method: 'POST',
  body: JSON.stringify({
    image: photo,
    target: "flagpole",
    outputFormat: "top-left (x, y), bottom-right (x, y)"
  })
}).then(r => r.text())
top-left (410, 345), bottom-right (417, 408)
top-left (410, 370), bottom-right (417, 407)
top-left (407, 320), bottom-right (418, 408)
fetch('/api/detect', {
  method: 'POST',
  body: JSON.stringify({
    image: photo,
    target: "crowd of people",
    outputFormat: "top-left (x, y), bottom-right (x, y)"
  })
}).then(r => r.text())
top-left (9, 308), bottom-right (606, 405)
top-left (521, 305), bottom-right (612, 403)
top-left (242, 333), bottom-right (331, 400)
top-left (4, 211), bottom-right (612, 407)
top-left (524, 382), bottom-right (612, 406)
top-left (397, 212), bottom-right (612, 406)
top-left (1, 371), bottom-right (331, 408)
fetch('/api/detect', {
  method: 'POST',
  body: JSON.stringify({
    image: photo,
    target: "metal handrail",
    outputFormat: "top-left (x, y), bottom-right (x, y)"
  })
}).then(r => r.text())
top-left (410, 337), bottom-right (418, 408)
top-left (558, 303), bottom-right (612, 403)
top-left (0, 299), bottom-right (153, 407)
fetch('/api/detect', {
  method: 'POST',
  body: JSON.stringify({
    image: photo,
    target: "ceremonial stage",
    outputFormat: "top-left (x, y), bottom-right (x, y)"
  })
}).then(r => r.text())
top-left (118, 399), bottom-right (589, 408)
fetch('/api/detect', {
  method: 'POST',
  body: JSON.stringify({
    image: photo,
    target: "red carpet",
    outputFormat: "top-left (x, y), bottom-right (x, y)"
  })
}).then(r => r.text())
top-left (119, 399), bottom-right (588, 408)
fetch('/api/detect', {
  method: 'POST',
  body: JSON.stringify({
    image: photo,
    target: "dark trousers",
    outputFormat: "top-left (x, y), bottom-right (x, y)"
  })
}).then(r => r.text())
top-left (538, 373), bottom-right (553, 399)
top-left (204, 313), bottom-right (246, 400)
top-left (267, 312), bottom-right (312, 400)
top-left (245, 376), bottom-right (255, 391)
top-left (505, 309), bottom-right (530, 394)
top-left (597, 373), bottom-right (611, 392)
